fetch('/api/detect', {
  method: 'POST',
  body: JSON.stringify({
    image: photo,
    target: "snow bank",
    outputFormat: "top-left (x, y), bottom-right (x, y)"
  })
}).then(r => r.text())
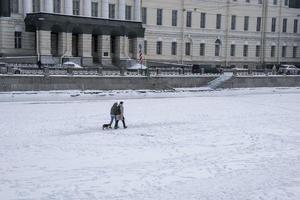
top-left (0, 87), bottom-right (300, 199)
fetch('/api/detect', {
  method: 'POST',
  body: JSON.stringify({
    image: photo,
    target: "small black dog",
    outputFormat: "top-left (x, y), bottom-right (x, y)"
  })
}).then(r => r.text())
top-left (102, 124), bottom-right (112, 130)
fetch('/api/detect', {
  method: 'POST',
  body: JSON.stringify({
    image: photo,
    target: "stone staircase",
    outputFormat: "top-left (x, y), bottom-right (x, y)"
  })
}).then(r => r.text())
top-left (208, 72), bottom-right (234, 89)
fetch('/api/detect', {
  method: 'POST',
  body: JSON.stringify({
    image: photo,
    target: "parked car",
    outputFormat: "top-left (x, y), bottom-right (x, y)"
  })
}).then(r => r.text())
top-left (0, 62), bottom-right (23, 74)
top-left (0, 62), bottom-right (7, 74)
top-left (278, 65), bottom-right (300, 75)
top-left (63, 62), bottom-right (82, 68)
top-left (192, 64), bottom-right (221, 74)
top-left (127, 63), bottom-right (147, 70)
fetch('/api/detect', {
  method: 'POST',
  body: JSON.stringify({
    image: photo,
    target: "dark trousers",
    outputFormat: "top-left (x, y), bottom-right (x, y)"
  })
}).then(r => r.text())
top-left (115, 117), bottom-right (126, 128)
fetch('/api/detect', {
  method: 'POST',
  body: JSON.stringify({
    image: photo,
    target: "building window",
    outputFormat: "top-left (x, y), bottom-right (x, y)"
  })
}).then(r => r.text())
top-left (186, 11), bottom-right (192, 27)
top-left (156, 41), bottom-right (162, 55)
top-left (230, 44), bottom-right (235, 56)
top-left (144, 40), bottom-right (147, 55)
top-left (91, 2), bottom-right (98, 17)
top-left (271, 46), bottom-right (276, 57)
top-left (200, 43), bottom-right (205, 56)
top-left (73, 0), bottom-right (80, 15)
top-left (142, 7), bottom-right (147, 24)
top-left (243, 45), bottom-right (248, 57)
top-left (157, 9), bottom-right (163, 25)
top-left (258, 0), bottom-right (262, 4)
top-left (282, 46), bottom-right (287, 57)
top-left (256, 17), bottom-right (261, 32)
top-left (14, 32), bottom-right (22, 49)
top-left (246, 0), bottom-right (250, 3)
top-left (109, 4), bottom-right (115, 19)
top-left (231, 15), bottom-right (236, 30)
top-left (256, 45), bottom-right (261, 57)
top-left (284, 0), bottom-right (289, 6)
top-left (273, 0), bottom-right (277, 5)
top-left (53, 0), bottom-right (61, 13)
top-left (125, 5), bottom-right (132, 20)
top-left (244, 16), bottom-right (249, 31)
top-left (215, 39), bottom-right (221, 56)
top-left (271, 18), bottom-right (276, 32)
top-left (171, 42), bottom-right (177, 55)
top-left (200, 13), bottom-right (206, 28)
top-left (185, 43), bottom-right (191, 56)
top-left (293, 46), bottom-right (297, 58)
top-left (282, 18), bottom-right (287, 32)
top-left (172, 10), bottom-right (178, 26)
top-left (32, 0), bottom-right (40, 12)
top-left (10, 0), bottom-right (19, 14)
top-left (216, 14), bottom-right (222, 29)
top-left (294, 19), bottom-right (298, 33)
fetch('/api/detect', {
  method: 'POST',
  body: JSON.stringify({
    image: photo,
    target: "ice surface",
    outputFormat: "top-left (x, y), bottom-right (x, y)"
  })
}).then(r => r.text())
top-left (0, 87), bottom-right (300, 199)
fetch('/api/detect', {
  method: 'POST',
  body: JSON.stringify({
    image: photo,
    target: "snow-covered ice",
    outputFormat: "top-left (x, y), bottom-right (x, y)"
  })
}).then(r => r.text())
top-left (0, 87), bottom-right (300, 200)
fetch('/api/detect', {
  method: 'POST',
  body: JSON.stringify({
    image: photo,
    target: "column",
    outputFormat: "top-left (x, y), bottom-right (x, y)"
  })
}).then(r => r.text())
top-left (134, 0), bottom-right (141, 21)
top-left (37, 30), bottom-right (53, 64)
top-left (102, 0), bottom-right (109, 18)
top-left (119, 0), bottom-right (125, 20)
top-left (58, 32), bottom-right (72, 57)
top-left (116, 36), bottom-right (128, 59)
top-left (78, 34), bottom-right (93, 66)
top-left (115, 36), bottom-right (130, 66)
top-left (99, 35), bottom-right (112, 65)
top-left (84, 0), bottom-right (91, 17)
top-left (65, 0), bottom-right (73, 15)
top-left (23, 0), bottom-right (33, 17)
top-left (38, 31), bottom-right (51, 55)
top-left (45, 0), bottom-right (53, 13)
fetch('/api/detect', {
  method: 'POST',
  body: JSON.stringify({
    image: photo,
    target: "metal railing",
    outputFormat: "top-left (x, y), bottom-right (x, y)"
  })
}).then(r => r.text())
top-left (0, 64), bottom-right (297, 77)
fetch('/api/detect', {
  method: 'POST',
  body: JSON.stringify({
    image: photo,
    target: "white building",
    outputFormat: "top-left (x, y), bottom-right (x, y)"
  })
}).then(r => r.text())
top-left (0, 0), bottom-right (299, 68)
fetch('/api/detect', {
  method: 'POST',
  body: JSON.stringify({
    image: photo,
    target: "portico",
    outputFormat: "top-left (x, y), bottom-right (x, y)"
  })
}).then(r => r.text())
top-left (21, 0), bottom-right (143, 67)
top-left (24, 12), bottom-right (144, 66)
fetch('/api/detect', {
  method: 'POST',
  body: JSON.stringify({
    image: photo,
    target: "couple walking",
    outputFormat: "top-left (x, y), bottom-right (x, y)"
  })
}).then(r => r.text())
top-left (110, 101), bottom-right (127, 129)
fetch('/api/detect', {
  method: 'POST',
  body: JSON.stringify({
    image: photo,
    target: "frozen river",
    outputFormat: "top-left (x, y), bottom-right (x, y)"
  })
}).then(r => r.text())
top-left (0, 88), bottom-right (300, 200)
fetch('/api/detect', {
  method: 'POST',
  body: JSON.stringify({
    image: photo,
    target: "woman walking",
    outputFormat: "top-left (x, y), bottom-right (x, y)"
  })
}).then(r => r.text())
top-left (115, 101), bottom-right (127, 129)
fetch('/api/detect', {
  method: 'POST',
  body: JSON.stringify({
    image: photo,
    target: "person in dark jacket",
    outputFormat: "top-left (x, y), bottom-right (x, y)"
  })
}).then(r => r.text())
top-left (115, 101), bottom-right (127, 129)
top-left (109, 102), bottom-right (118, 127)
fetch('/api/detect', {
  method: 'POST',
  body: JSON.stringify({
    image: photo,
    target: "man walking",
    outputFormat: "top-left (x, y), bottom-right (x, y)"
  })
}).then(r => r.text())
top-left (109, 102), bottom-right (118, 127)
top-left (115, 101), bottom-right (127, 129)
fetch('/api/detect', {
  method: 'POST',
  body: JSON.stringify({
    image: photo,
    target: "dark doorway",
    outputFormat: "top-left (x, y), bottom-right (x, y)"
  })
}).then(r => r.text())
top-left (92, 34), bottom-right (98, 62)
top-left (111, 36), bottom-right (116, 54)
top-left (72, 34), bottom-right (79, 57)
top-left (111, 36), bottom-right (117, 64)
top-left (51, 32), bottom-right (59, 56)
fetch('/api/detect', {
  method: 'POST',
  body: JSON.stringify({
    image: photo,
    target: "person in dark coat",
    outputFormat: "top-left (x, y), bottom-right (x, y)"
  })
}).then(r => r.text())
top-left (37, 60), bottom-right (42, 69)
top-left (115, 101), bottom-right (127, 129)
top-left (109, 102), bottom-right (118, 127)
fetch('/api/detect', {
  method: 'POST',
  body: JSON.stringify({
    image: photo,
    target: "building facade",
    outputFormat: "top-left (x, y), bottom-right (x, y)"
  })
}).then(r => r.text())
top-left (0, 0), bottom-right (299, 68)
top-left (0, 0), bottom-right (144, 66)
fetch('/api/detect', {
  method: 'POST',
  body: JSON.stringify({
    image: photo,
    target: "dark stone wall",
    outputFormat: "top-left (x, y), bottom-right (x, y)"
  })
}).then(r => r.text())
top-left (0, 76), bottom-right (216, 91)
top-left (219, 76), bottom-right (300, 89)
top-left (1, 75), bottom-right (300, 91)
top-left (0, 0), bottom-right (10, 17)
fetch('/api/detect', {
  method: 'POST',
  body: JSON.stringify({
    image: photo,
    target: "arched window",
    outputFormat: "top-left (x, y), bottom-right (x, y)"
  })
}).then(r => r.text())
top-left (215, 39), bottom-right (221, 57)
